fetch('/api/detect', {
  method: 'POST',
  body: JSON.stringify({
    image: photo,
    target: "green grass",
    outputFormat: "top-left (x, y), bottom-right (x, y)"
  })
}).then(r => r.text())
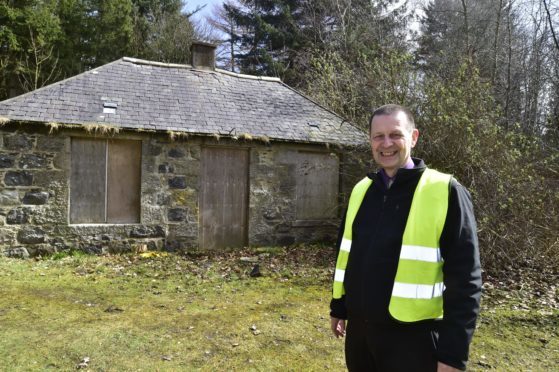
top-left (0, 247), bottom-right (557, 371)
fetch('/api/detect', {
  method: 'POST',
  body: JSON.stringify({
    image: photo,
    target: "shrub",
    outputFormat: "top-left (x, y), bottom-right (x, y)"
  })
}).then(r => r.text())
top-left (416, 62), bottom-right (559, 274)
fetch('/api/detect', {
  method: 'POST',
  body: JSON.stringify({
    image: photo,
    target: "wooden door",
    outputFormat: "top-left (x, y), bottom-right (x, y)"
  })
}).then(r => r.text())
top-left (200, 147), bottom-right (249, 249)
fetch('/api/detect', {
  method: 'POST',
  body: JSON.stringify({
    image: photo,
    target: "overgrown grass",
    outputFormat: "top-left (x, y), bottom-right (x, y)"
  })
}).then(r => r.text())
top-left (0, 246), bottom-right (557, 371)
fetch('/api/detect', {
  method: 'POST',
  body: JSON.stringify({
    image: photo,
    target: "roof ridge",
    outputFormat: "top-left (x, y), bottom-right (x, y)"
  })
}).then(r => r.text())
top-left (214, 68), bottom-right (281, 82)
top-left (121, 57), bottom-right (282, 82)
top-left (122, 57), bottom-right (193, 69)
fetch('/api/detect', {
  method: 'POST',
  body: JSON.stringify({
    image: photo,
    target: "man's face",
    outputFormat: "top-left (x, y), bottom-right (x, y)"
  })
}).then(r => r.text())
top-left (370, 111), bottom-right (419, 177)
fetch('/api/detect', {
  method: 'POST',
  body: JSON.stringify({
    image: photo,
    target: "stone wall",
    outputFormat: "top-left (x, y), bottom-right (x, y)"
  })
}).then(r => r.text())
top-left (0, 123), bottom-right (366, 257)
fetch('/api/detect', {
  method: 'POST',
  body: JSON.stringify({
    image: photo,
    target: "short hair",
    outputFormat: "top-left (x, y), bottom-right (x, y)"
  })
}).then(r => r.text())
top-left (369, 104), bottom-right (415, 133)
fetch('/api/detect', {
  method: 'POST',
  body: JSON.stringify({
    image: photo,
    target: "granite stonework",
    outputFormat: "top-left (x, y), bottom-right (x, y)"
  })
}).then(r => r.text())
top-left (0, 124), bottom-right (367, 258)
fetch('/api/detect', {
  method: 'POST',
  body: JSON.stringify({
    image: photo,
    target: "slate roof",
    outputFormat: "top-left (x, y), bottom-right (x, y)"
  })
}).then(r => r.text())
top-left (0, 57), bottom-right (366, 146)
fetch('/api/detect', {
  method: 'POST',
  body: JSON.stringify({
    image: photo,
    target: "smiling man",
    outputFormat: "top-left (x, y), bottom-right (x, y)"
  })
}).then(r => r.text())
top-left (330, 104), bottom-right (482, 371)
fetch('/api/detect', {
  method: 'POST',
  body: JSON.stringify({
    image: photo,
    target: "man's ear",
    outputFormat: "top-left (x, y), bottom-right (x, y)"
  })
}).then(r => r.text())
top-left (411, 129), bottom-right (419, 148)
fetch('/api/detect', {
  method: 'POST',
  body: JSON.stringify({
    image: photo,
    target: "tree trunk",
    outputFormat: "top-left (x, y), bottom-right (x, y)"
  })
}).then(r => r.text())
top-left (492, 0), bottom-right (504, 85)
top-left (461, 0), bottom-right (471, 59)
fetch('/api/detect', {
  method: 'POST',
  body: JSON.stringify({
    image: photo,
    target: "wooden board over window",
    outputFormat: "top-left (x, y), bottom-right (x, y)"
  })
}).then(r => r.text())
top-left (70, 138), bottom-right (141, 224)
top-left (295, 152), bottom-right (339, 220)
top-left (107, 140), bottom-right (142, 223)
top-left (70, 138), bottom-right (107, 223)
top-left (200, 147), bottom-right (249, 249)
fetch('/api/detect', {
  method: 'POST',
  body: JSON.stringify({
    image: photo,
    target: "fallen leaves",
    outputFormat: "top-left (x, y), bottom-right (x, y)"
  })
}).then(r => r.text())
top-left (482, 269), bottom-right (559, 312)
top-left (139, 252), bottom-right (168, 259)
top-left (64, 244), bottom-right (337, 290)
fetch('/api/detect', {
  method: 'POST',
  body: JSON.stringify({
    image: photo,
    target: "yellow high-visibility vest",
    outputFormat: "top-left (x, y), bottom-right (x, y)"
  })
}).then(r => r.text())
top-left (332, 168), bottom-right (451, 322)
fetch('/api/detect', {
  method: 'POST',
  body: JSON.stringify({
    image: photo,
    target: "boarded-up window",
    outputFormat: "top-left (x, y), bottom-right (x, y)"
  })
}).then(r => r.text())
top-left (295, 152), bottom-right (339, 220)
top-left (70, 138), bottom-right (141, 223)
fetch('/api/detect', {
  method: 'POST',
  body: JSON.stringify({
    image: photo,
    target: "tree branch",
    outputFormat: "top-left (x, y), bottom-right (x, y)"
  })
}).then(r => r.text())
top-left (543, 0), bottom-right (559, 52)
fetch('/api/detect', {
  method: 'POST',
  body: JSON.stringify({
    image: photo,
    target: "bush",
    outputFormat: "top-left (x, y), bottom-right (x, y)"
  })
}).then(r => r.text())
top-left (416, 62), bottom-right (559, 274)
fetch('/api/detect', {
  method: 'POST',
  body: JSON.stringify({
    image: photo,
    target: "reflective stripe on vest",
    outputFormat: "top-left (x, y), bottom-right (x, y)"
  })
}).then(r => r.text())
top-left (332, 168), bottom-right (451, 323)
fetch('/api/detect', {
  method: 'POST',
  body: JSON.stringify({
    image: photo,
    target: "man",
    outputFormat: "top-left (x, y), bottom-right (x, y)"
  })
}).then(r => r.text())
top-left (330, 104), bottom-right (481, 371)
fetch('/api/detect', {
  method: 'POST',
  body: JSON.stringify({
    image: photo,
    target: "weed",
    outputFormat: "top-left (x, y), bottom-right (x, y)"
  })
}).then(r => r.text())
top-left (46, 121), bottom-right (60, 134)
top-left (82, 122), bottom-right (120, 135)
top-left (48, 249), bottom-right (86, 261)
top-left (258, 135), bottom-right (271, 144)
top-left (167, 130), bottom-right (188, 141)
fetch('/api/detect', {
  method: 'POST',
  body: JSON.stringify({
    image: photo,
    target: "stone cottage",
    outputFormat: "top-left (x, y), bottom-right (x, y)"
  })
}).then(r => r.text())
top-left (0, 44), bottom-right (367, 257)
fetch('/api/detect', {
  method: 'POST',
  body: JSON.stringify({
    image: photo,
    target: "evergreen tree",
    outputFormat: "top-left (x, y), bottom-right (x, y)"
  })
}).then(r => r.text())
top-left (55, 0), bottom-right (94, 78)
top-left (0, 0), bottom-right (62, 98)
top-left (0, 0), bottom-right (196, 100)
top-left (94, 0), bottom-right (134, 65)
top-left (130, 0), bottom-right (195, 63)
top-left (223, 0), bottom-right (309, 79)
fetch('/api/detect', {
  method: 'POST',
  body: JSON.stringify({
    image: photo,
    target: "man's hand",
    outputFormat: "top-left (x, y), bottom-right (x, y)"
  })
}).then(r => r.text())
top-left (330, 316), bottom-right (346, 338)
top-left (437, 362), bottom-right (461, 372)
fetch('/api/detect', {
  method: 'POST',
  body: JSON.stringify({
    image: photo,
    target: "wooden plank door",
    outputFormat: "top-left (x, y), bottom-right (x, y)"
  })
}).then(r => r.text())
top-left (200, 147), bottom-right (249, 249)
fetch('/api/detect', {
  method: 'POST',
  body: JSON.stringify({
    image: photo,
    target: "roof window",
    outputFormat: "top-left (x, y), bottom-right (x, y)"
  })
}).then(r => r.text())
top-left (103, 102), bottom-right (117, 114)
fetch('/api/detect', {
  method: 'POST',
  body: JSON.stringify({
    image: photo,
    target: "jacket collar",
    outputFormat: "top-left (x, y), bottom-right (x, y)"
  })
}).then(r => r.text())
top-left (368, 158), bottom-right (426, 189)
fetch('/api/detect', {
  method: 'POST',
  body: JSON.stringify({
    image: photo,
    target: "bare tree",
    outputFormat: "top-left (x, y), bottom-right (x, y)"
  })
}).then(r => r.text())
top-left (542, 0), bottom-right (559, 51)
top-left (204, 1), bottom-right (243, 71)
top-left (17, 26), bottom-right (60, 93)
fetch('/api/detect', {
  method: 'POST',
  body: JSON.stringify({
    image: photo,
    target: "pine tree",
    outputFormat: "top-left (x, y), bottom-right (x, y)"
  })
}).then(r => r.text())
top-left (0, 0), bottom-right (63, 99)
top-left (224, 0), bottom-right (309, 79)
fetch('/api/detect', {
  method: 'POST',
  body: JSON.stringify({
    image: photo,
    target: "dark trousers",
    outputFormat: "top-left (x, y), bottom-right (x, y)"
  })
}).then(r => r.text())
top-left (345, 318), bottom-right (438, 372)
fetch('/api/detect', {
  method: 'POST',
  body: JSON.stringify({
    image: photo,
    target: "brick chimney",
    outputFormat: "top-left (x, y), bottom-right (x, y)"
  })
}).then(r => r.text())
top-left (190, 41), bottom-right (217, 71)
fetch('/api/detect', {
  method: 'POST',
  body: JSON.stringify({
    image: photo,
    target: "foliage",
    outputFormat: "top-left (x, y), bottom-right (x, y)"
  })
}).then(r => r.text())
top-left (48, 248), bottom-right (87, 261)
top-left (302, 49), bottom-right (365, 123)
top-left (94, 0), bottom-right (134, 66)
top-left (303, 48), bottom-right (417, 128)
top-left (218, 0), bottom-right (411, 85)
top-left (295, 0), bottom-right (415, 126)
top-left (0, 0), bottom-right (62, 98)
top-left (418, 0), bottom-right (559, 139)
top-left (0, 0), bottom-right (196, 100)
top-left (0, 249), bottom-right (557, 370)
top-left (298, 0), bottom-right (559, 276)
top-left (416, 61), bottom-right (559, 273)
top-left (221, 0), bottom-right (311, 81)
top-left (130, 0), bottom-right (195, 64)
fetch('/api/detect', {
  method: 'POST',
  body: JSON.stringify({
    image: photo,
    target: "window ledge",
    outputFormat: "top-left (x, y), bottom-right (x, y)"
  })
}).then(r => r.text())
top-left (292, 219), bottom-right (339, 227)
top-left (68, 223), bottom-right (142, 226)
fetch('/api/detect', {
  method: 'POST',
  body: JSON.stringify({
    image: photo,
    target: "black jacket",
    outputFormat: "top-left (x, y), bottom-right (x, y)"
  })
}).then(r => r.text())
top-left (330, 159), bottom-right (482, 370)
